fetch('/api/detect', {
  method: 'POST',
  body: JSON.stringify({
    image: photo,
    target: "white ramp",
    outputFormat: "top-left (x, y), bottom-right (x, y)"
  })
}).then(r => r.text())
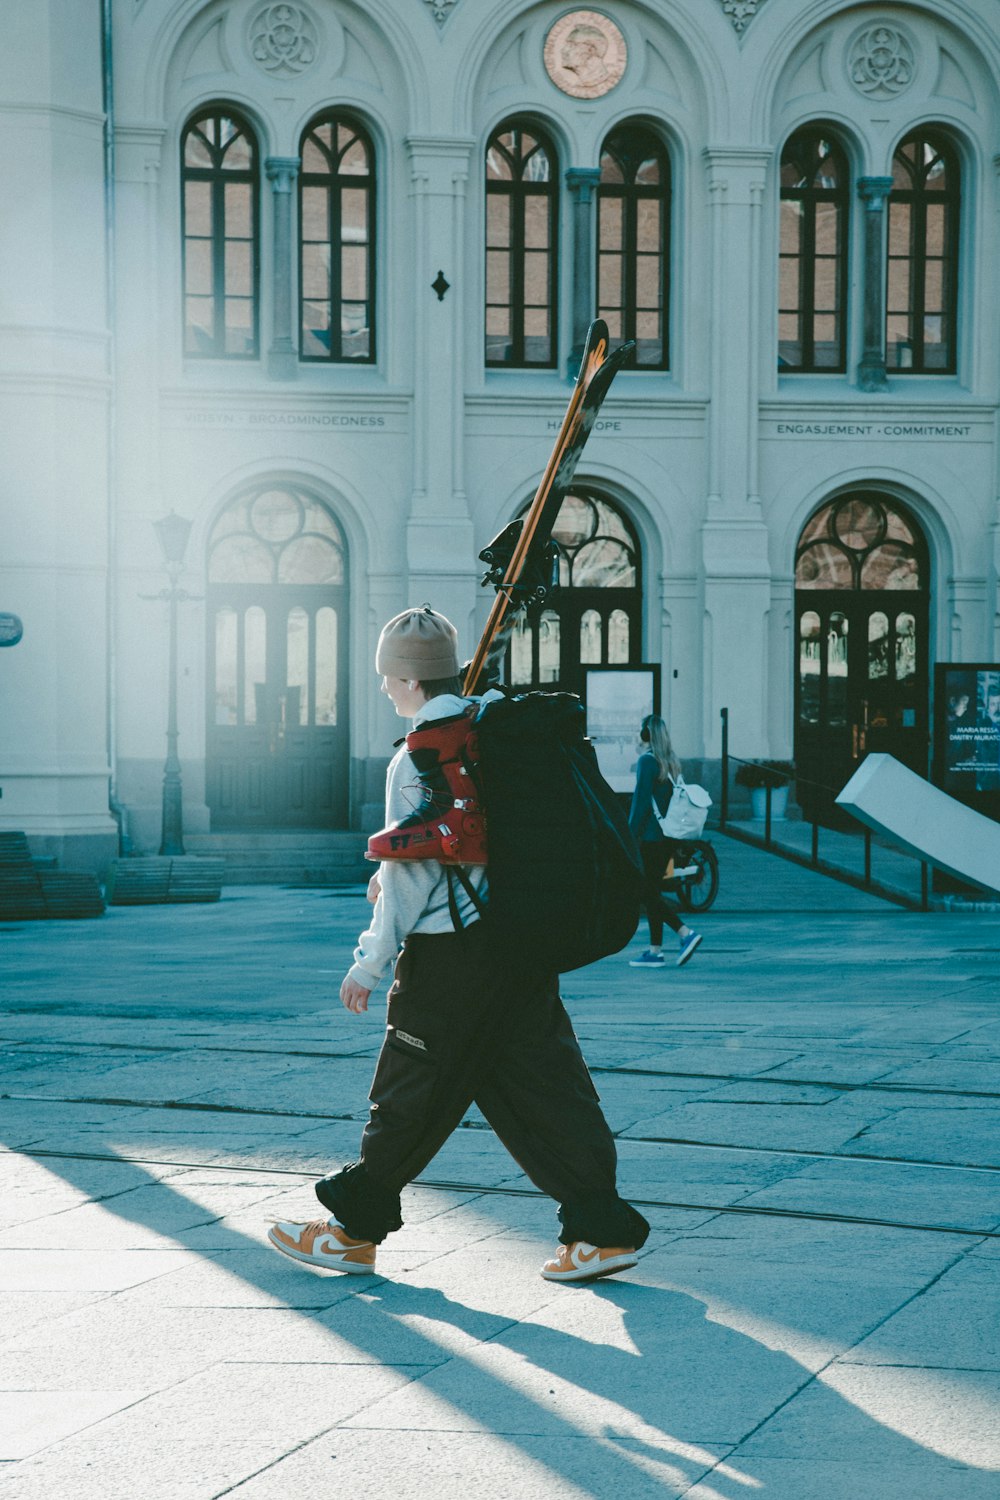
top-left (836, 752), bottom-right (1000, 895)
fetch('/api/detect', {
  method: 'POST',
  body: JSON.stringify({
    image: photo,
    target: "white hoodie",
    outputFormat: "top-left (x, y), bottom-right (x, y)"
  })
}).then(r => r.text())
top-left (348, 694), bottom-right (490, 991)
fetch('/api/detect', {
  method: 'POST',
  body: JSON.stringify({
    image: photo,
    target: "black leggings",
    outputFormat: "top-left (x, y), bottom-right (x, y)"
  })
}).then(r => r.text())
top-left (639, 840), bottom-right (685, 945)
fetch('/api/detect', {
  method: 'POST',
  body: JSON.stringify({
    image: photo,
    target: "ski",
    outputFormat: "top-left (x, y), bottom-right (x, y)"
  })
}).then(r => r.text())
top-left (365, 319), bottom-right (634, 866)
top-left (463, 318), bottom-right (635, 694)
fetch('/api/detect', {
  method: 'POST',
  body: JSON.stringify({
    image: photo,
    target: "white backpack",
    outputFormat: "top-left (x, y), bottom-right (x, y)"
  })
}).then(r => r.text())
top-left (656, 774), bottom-right (713, 839)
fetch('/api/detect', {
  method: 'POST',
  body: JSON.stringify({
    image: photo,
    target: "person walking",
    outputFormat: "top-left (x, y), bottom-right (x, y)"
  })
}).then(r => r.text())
top-left (267, 605), bottom-right (650, 1284)
top-left (628, 714), bottom-right (702, 969)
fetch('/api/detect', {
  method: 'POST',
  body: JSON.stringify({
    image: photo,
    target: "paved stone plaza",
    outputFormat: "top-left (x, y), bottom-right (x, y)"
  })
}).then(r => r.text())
top-left (1, 834), bottom-right (999, 1498)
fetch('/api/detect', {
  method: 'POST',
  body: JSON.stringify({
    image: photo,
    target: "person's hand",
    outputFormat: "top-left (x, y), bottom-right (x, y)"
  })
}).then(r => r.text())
top-left (340, 975), bottom-right (372, 1013)
top-left (366, 873), bottom-right (381, 904)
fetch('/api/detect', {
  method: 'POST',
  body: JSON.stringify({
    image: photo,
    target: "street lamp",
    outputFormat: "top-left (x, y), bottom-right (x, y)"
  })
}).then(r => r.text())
top-left (152, 511), bottom-right (193, 856)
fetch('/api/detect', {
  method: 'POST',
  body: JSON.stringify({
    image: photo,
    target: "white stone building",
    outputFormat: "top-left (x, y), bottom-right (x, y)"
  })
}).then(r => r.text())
top-left (1, 0), bottom-right (998, 870)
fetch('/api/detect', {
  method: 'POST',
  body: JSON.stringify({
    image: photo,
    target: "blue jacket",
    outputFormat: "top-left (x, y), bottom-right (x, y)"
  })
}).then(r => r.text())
top-left (628, 752), bottom-right (673, 843)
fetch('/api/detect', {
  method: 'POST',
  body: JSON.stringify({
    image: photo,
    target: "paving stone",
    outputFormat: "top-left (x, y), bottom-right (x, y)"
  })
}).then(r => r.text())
top-left (685, 1456), bottom-right (1000, 1499)
top-left (338, 1276), bottom-right (807, 1446)
top-left (760, 1049), bottom-right (923, 1085)
top-left (216, 1427), bottom-right (730, 1499)
top-left (109, 1247), bottom-right (376, 1311)
top-left (0, 1390), bottom-right (146, 1461)
top-left (732, 1157), bottom-right (1000, 1233)
top-left (666, 1213), bottom-right (972, 1275)
top-left (735, 1360), bottom-right (1000, 1469)
top-left (621, 1096), bottom-right (900, 1155)
top-left (0, 1361), bottom-right (433, 1500)
top-left (848, 1106), bottom-right (1000, 1167)
top-left (0, 1291), bottom-right (108, 1346)
top-left (876, 1056), bottom-right (1000, 1091)
top-left (840, 1252), bottom-right (1000, 1370)
top-left (634, 1247), bottom-right (935, 1369)
top-left (0, 1247), bottom-right (198, 1292)
top-left (0, 1183), bottom-right (292, 1250)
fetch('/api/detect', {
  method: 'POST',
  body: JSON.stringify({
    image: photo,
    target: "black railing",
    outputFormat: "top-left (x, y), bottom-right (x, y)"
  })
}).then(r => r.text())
top-left (718, 706), bottom-right (931, 911)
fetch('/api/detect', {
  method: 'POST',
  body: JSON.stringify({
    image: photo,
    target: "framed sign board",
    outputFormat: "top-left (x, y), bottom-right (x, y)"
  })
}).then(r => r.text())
top-left (933, 663), bottom-right (1000, 822)
top-left (0, 613), bottom-right (23, 648)
top-left (583, 665), bottom-right (660, 792)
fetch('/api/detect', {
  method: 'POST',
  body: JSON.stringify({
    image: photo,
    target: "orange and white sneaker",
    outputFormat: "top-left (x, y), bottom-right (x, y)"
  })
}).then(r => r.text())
top-left (267, 1218), bottom-right (376, 1274)
top-left (541, 1241), bottom-right (638, 1284)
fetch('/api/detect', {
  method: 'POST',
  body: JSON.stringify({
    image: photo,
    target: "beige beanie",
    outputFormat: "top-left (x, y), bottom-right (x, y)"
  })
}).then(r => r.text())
top-left (376, 605), bottom-right (460, 681)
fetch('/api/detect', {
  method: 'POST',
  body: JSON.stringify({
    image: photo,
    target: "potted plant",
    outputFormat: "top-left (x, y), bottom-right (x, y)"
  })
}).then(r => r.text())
top-left (735, 760), bottom-right (795, 820)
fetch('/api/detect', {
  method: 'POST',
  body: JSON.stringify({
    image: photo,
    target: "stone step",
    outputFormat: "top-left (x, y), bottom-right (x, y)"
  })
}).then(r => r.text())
top-left (187, 830), bottom-right (364, 849)
top-left (185, 831), bottom-right (369, 886)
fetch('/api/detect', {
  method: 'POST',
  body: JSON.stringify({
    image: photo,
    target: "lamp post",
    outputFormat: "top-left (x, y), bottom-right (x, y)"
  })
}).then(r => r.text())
top-left (152, 511), bottom-right (193, 856)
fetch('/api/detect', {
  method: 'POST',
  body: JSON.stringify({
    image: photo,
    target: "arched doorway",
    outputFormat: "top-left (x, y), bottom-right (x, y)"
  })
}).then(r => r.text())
top-left (506, 488), bottom-right (642, 694)
top-left (206, 486), bottom-right (349, 827)
top-left (794, 492), bottom-right (929, 819)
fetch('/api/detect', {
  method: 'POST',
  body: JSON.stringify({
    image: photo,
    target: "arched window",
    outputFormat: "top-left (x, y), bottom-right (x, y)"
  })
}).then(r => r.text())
top-left (485, 121), bottom-right (558, 367)
top-left (597, 123), bottom-right (670, 369)
top-left (507, 489), bottom-right (641, 692)
top-left (778, 130), bottom-right (849, 372)
top-left (796, 494), bottom-right (925, 591)
top-left (181, 108), bottom-right (259, 358)
top-left (300, 115), bottom-right (375, 362)
top-left (887, 130), bottom-right (960, 373)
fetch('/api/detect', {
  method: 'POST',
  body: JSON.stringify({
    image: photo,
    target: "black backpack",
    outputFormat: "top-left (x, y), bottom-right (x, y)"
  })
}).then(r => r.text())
top-left (459, 692), bottom-right (643, 973)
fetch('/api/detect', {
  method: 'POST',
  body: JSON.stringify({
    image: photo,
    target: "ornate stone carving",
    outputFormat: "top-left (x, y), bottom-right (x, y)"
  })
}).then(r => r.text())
top-left (248, 3), bottom-right (318, 77)
top-left (423, 0), bottom-right (459, 25)
top-left (544, 10), bottom-right (627, 100)
top-left (718, 0), bottom-right (768, 35)
top-left (848, 24), bottom-right (915, 99)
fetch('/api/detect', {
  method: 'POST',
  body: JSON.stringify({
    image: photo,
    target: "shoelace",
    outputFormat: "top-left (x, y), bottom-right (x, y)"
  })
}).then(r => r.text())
top-left (302, 1218), bottom-right (335, 1237)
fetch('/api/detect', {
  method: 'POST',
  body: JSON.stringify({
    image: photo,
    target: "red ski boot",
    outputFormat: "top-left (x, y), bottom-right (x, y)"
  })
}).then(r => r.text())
top-left (366, 711), bottom-right (487, 865)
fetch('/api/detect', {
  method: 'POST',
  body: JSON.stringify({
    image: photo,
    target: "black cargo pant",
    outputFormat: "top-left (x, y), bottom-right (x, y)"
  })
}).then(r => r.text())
top-left (316, 920), bottom-right (649, 1251)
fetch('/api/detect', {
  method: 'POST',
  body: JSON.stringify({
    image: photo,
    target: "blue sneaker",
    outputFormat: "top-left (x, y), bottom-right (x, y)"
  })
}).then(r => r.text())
top-left (677, 931), bottom-right (703, 967)
top-left (629, 949), bottom-right (666, 968)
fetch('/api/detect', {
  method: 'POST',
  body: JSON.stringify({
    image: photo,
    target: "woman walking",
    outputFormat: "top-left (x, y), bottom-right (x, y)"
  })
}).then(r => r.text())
top-left (628, 714), bottom-right (702, 968)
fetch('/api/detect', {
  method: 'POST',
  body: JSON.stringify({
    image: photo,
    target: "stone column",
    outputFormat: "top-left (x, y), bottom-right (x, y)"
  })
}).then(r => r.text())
top-left (265, 156), bottom-right (300, 380)
top-left (403, 137), bottom-right (476, 639)
top-left (990, 155), bottom-right (1000, 656)
top-left (700, 148), bottom-right (773, 759)
top-left (0, 4), bottom-right (118, 867)
top-left (857, 175), bottom-right (894, 393)
top-left (565, 167), bottom-right (601, 376)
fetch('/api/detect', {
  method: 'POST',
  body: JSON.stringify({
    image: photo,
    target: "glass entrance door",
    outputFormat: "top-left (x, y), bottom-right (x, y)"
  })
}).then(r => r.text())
top-left (794, 494), bottom-right (929, 821)
top-left (206, 488), bottom-right (349, 827)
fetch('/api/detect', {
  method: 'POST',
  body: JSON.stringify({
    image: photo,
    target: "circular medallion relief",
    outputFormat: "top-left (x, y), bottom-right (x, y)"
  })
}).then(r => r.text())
top-left (544, 10), bottom-right (627, 100)
top-left (847, 23), bottom-right (915, 99)
top-left (248, 3), bottom-right (319, 78)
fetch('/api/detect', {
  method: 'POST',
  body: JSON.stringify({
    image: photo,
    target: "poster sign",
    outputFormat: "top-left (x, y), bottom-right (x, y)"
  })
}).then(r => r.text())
top-left (934, 664), bottom-right (1000, 815)
top-left (583, 665), bottom-right (659, 792)
top-left (0, 613), bottom-right (23, 647)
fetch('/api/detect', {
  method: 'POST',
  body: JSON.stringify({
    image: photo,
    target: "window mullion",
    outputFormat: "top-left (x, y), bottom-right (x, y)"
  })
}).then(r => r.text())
top-left (624, 185), bottom-right (638, 346)
top-left (512, 179), bottom-right (526, 366)
top-left (547, 177), bottom-right (557, 366)
top-left (835, 188), bottom-right (846, 371)
top-left (913, 192), bottom-right (926, 371)
top-left (329, 171), bottom-right (341, 362)
top-left (947, 188), bottom-right (958, 373)
top-left (661, 179), bottom-right (671, 370)
top-left (802, 190), bottom-right (816, 370)
top-left (212, 168), bottom-right (226, 356)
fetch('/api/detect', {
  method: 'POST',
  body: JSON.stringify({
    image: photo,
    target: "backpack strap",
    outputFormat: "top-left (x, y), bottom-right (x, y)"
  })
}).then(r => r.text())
top-left (445, 867), bottom-right (464, 933)
top-left (445, 865), bottom-right (486, 934)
